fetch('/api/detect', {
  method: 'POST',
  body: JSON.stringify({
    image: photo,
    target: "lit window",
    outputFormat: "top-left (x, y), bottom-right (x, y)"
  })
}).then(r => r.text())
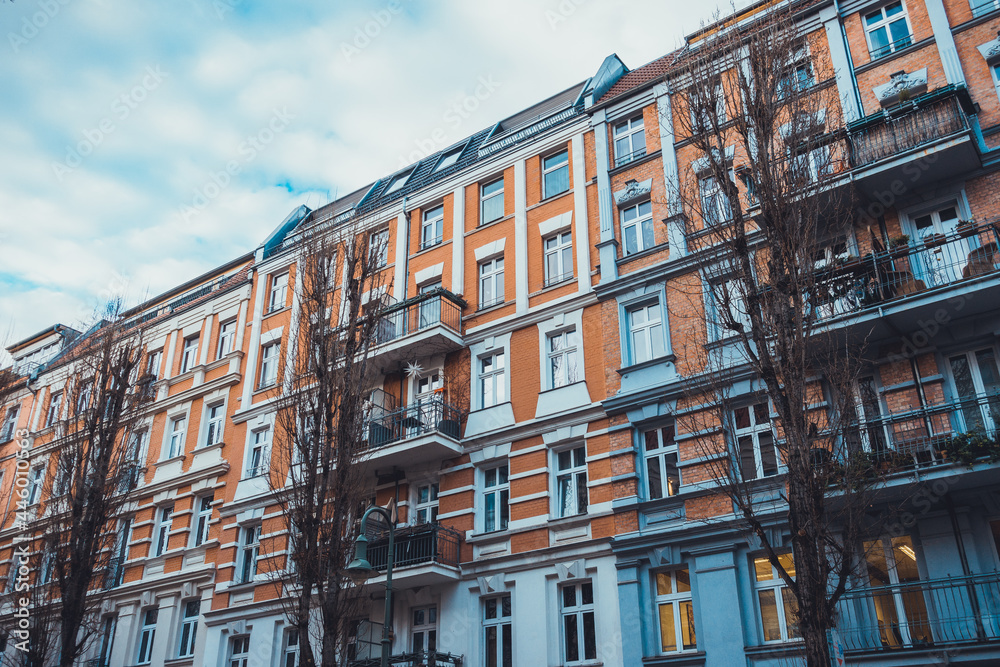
top-left (544, 231), bottom-right (573, 286)
top-left (177, 599), bottom-right (200, 658)
top-left (135, 609), bottom-right (158, 665)
top-left (613, 116), bottom-right (646, 167)
top-left (483, 594), bottom-right (513, 667)
top-left (260, 341), bottom-right (280, 388)
top-left (753, 554), bottom-right (799, 643)
top-left (621, 201), bottom-right (654, 256)
top-left (421, 204), bottom-right (444, 250)
top-left (479, 351), bottom-right (506, 408)
top-left (46, 392), bottom-right (62, 427)
top-left (644, 424), bottom-right (680, 499)
top-left (543, 149), bottom-right (570, 198)
top-left (268, 272), bottom-right (288, 313)
top-left (560, 581), bottom-right (597, 663)
top-left (216, 320), bottom-right (236, 359)
top-left (864, 2), bottom-right (912, 60)
top-left (548, 329), bottom-right (579, 388)
top-left (246, 428), bottom-right (271, 478)
top-left (154, 504), bottom-right (173, 556)
top-left (555, 446), bottom-right (588, 517)
top-left (626, 301), bottom-right (666, 365)
top-left (478, 257), bottom-right (505, 309)
top-left (481, 178), bottom-right (504, 224)
top-left (193, 494), bottom-right (213, 547)
top-left (483, 464), bottom-right (509, 533)
top-left (205, 403), bottom-right (224, 446)
top-left (167, 416), bottom-right (186, 458)
top-left (733, 401), bottom-right (779, 480)
top-left (180, 335), bottom-right (199, 374)
top-left (861, 535), bottom-right (930, 648)
top-left (654, 569), bottom-right (697, 653)
top-left (237, 525), bottom-right (261, 584)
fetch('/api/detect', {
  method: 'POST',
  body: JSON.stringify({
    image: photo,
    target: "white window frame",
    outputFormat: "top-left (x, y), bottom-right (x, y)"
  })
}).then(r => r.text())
top-left (544, 231), bottom-right (574, 287)
top-left (542, 149), bottom-right (570, 199)
top-left (413, 482), bottom-right (439, 525)
top-left (177, 599), bottom-right (200, 658)
top-left (625, 300), bottom-right (667, 365)
top-left (1, 405), bottom-right (19, 441)
top-left (167, 416), bottom-right (186, 459)
top-left (478, 350), bottom-right (506, 408)
top-left (237, 524), bottom-right (261, 584)
top-left (654, 568), bottom-right (697, 654)
top-left (154, 504), bottom-right (173, 556)
top-left (699, 171), bottom-right (733, 226)
top-left (732, 401), bottom-right (779, 480)
top-left (97, 615), bottom-right (116, 667)
top-left (282, 629), bottom-right (300, 667)
top-left (864, 1), bottom-right (913, 60)
top-left (246, 428), bottom-right (271, 478)
top-left (136, 608), bottom-right (158, 665)
top-left (482, 464), bottom-right (509, 533)
top-left (369, 229), bottom-right (389, 268)
top-left (180, 335), bottom-right (199, 374)
top-left (547, 328), bottom-right (580, 389)
top-left (410, 605), bottom-right (438, 654)
top-left (481, 177), bottom-right (504, 225)
top-left (146, 349), bottom-right (163, 380)
top-left (689, 80), bottom-right (726, 130)
top-left (268, 272), bottom-right (289, 313)
top-left (753, 554), bottom-right (799, 643)
top-left (216, 319), bottom-right (236, 359)
top-left (613, 116), bottom-right (646, 167)
top-left (620, 200), bottom-right (654, 256)
top-left (560, 581), bottom-right (597, 664)
top-left (483, 594), bottom-right (513, 667)
top-left (26, 465), bottom-right (44, 505)
top-left (193, 494), bottom-right (213, 547)
top-left (229, 635), bottom-right (250, 667)
top-left (421, 204), bottom-right (444, 250)
top-left (554, 445), bottom-right (588, 518)
top-left (643, 423), bottom-right (680, 500)
top-left (707, 276), bottom-right (750, 342)
top-left (46, 391), bottom-right (62, 427)
top-left (259, 341), bottom-right (280, 388)
top-left (478, 257), bottom-right (505, 310)
top-left (204, 402), bottom-right (225, 447)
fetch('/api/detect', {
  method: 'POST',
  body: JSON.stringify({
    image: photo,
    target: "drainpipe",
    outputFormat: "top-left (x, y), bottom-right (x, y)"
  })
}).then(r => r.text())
top-left (401, 197), bottom-right (411, 302)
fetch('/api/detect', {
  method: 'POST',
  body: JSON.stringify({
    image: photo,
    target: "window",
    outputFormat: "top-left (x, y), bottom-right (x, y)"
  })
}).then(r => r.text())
top-left (555, 446), bottom-right (588, 517)
top-left (481, 178), bottom-right (504, 224)
top-left (226, 635), bottom-right (251, 667)
top-left (421, 204), bottom-right (444, 249)
top-left (260, 341), bottom-right (280, 388)
top-left (1, 405), bottom-right (19, 441)
top-left (269, 272), bottom-right (289, 312)
top-left (949, 348), bottom-right (1000, 435)
top-left (754, 554), bottom-right (800, 643)
top-left (418, 281), bottom-right (442, 328)
top-left (973, 0), bottom-right (1000, 16)
top-left (384, 171), bottom-right (410, 195)
top-left (121, 430), bottom-right (145, 492)
top-left (39, 548), bottom-right (55, 584)
top-left (778, 60), bottom-right (814, 98)
top-left (479, 351), bottom-right (506, 408)
top-left (734, 401), bottom-right (779, 480)
top-left (193, 494), bottom-right (214, 546)
top-left (483, 464), bottom-right (509, 533)
top-left (167, 416), bottom-right (186, 458)
top-left (6, 551), bottom-right (23, 593)
top-left (483, 594), bottom-right (513, 667)
top-left (135, 609), bottom-right (158, 665)
top-left (544, 231), bottom-right (573, 286)
top-left (644, 424), bottom-right (680, 499)
top-left (864, 2), bottom-right (912, 60)
top-left (414, 483), bottom-right (439, 524)
top-left (699, 172), bottom-right (732, 225)
top-left (621, 201), bottom-right (654, 256)
top-left (109, 517), bottom-right (131, 588)
top-left (146, 349), bottom-right (163, 380)
top-left (97, 615), bottom-right (116, 667)
top-left (862, 535), bottom-right (929, 648)
top-left (237, 524), bottom-right (261, 584)
top-left (411, 605), bottom-right (437, 655)
top-left (910, 203), bottom-right (963, 287)
top-left (689, 80), bottom-right (726, 130)
top-left (216, 320), bottom-right (236, 358)
top-left (655, 569), bottom-right (696, 653)
top-left (247, 428), bottom-right (271, 478)
top-left (435, 146), bottom-right (463, 172)
top-left (177, 599), bottom-right (200, 657)
top-left (205, 403), bottom-right (224, 446)
top-left (478, 257), bottom-right (504, 309)
top-left (369, 229), bottom-right (389, 268)
top-left (561, 581), bottom-right (597, 663)
top-left (846, 376), bottom-right (889, 455)
top-left (708, 277), bottom-right (750, 341)
top-left (46, 392), bottom-right (62, 427)
top-left (626, 301), bottom-right (666, 365)
top-left (542, 149), bottom-right (570, 198)
top-left (791, 143), bottom-right (830, 184)
top-left (75, 381), bottom-right (93, 415)
top-left (26, 466), bottom-right (43, 505)
top-left (548, 329), bottom-right (580, 388)
top-left (154, 504), bottom-right (173, 556)
top-left (54, 454), bottom-right (73, 496)
top-left (613, 116), bottom-right (646, 167)
top-left (282, 629), bottom-right (300, 667)
top-left (180, 336), bottom-right (199, 374)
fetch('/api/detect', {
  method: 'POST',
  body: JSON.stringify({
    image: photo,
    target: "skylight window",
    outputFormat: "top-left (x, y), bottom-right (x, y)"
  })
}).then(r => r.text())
top-left (434, 146), bottom-right (464, 172)
top-left (384, 171), bottom-right (411, 195)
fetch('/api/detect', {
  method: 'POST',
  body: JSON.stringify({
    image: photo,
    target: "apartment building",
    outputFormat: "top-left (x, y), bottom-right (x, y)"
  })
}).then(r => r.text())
top-left (2, 0), bottom-right (1000, 665)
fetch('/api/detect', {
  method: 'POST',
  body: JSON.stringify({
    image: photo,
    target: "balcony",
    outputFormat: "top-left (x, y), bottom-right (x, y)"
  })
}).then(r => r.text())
top-left (836, 572), bottom-right (1000, 656)
top-left (370, 289), bottom-right (465, 366)
top-left (810, 221), bottom-right (1000, 339)
top-left (847, 85), bottom-right (980, 197)
top-left (361, 523), bottom-right (461, 589)
top-left (363, 398), bottom-right (464, 468)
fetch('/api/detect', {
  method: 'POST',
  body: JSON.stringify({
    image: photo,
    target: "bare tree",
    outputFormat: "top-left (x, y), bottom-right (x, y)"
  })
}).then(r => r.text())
top-left (663, 7), bottom-right (893, 666)
top-left (267, 222), bottom-right (393, 667)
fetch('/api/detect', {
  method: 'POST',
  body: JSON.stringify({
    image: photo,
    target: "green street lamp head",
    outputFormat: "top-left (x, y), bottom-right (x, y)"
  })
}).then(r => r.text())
top-left (345, 533), bottom-right (374, 585)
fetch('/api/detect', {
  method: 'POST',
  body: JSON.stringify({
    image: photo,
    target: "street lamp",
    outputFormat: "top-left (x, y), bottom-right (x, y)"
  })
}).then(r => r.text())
top-left (346, 505), bottom-right (395, 667)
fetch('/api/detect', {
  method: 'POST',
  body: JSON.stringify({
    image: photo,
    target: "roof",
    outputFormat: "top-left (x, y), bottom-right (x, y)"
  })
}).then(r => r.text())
top-left (596, 51), bottom-right (680, 105)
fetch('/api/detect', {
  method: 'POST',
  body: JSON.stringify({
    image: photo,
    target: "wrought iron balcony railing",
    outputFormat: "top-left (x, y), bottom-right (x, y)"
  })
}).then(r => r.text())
top-left (365, 523), bottom-right (461, 572)
top-left (836, 572), bottom-right (1000, 653)
top-left (374, 289), bottom-right (464, 347)
top-left (366, 398), bottom-right (462, 449)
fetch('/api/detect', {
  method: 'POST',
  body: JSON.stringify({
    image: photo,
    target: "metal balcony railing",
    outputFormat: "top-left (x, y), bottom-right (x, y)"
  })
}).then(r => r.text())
top-left (374, 289), bottom-right (464, 347)
top-left (836, 572), bottom-right (1000, 652)
top-left (809, 222), bottom-right (1000, 321)
top-left (364, 523), bottom-right (461, 572)
top-left (349, 650), bottom-right (463, 667)
top-left (847, 87), bottom-right (969, 169)
top-left (614, 147), bottom-right (647, 168)
top-left (366, 398), bottom-right (463, 449)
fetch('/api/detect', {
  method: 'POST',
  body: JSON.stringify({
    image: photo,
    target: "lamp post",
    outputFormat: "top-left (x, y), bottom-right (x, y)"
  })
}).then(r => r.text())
top-left (345, 505), bottom-right (395, 667)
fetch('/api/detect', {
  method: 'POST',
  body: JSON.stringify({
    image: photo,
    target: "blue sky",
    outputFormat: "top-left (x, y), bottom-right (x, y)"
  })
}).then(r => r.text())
top-left (0, 0), bottom-right (725, 354)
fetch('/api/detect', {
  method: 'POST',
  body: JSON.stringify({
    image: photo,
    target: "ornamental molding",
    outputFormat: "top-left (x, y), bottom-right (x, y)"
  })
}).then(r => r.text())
top-left (873, 68), bottom-right (928, 108)
top-left (614, 178), bottom-right (653, 208)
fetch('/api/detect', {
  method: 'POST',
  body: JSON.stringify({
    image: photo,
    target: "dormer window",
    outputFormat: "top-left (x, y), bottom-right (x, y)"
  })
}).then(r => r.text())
top-left (434, 146), bottom-right (464, 172)
top-left (384, 171), bottom-right (411, 195)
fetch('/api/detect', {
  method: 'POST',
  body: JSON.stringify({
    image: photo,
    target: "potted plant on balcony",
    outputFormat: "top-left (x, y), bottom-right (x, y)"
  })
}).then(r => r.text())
top-left (956, 219), bottom-right (977, 238)
top-left (923, 232), bottom-right (947, 249)
top-left (888, 235), bottom-right (910, 258)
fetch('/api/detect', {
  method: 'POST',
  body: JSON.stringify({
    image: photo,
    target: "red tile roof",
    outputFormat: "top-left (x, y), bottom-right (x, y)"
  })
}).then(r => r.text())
top-left (597, 50), bottom-right (681, 105)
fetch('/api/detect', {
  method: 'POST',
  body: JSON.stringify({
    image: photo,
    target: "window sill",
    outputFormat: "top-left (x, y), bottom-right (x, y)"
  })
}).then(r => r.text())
top-left (854, 36), bottom-right (932, 75)
top-left (263, 305), bottom-right (290, 319)
top-left (195, 440), bottom-right (225, 455)
top-left (641, 651), bottom-right (706, 666)
top-left (617, 354), bottom-right (676, 376)
top-left (531, 188), bottom-right (573, 211)
top-left (412, 239), bottom-right (451, 258)
top-left (547, 512), bottom-right (590, 529)
top-left (609, 149), bottom-right (662, 177)
top-left (471, 212), bottom-right (512, 232)
top-left (616, 241), bottom-right (669, 267)
top-left (536, 275), bottom-right (575, 295)
top-left (471, 300), bottom-right (507, 316)
top-left (156, 454), bottom-right (186, 467)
